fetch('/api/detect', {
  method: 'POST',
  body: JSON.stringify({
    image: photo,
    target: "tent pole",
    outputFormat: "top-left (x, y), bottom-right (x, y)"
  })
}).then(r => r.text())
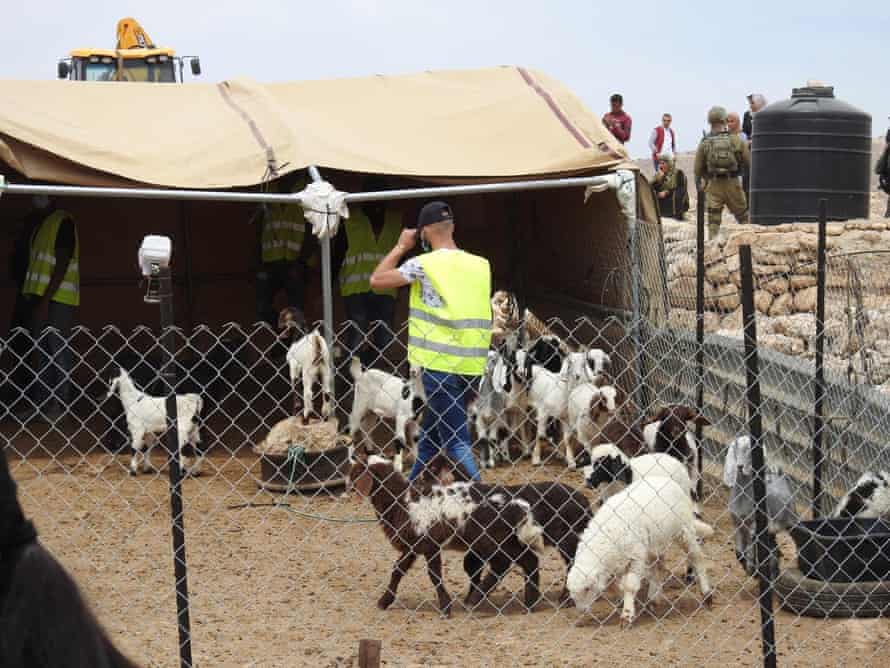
top-left (0, 174), bottom-right (614, 205)
top-left (306, 166), bottom-right (335, 361)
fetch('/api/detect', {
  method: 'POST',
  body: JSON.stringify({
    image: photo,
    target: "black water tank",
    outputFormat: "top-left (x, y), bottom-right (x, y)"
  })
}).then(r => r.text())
top-left (750, 85), bottom-right (872, 225)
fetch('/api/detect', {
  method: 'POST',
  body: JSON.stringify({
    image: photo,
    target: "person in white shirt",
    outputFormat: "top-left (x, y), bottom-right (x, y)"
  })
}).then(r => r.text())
top-left (649, 113), bottom-right (677, 170)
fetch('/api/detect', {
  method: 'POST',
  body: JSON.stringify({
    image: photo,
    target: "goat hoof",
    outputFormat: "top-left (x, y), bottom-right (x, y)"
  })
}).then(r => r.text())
top-left (377, 592), bottom-right (395, 610)
top-left (619, 613), bottom-right (635, 629)
top-left (439, 601), bottom-right (453, 619)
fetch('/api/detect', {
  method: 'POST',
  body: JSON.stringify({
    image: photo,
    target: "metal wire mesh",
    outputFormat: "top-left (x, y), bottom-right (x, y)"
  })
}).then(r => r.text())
top-left (3, 228), bottom-right (890, 666)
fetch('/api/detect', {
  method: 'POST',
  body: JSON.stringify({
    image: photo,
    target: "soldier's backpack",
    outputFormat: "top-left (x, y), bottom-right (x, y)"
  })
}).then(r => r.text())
top-left (705, 133), bottom-right (739, 176)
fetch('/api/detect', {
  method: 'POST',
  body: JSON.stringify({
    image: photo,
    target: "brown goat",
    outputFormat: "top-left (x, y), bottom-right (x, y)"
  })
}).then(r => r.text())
top-left (348, 455), bottom-right (544, 616)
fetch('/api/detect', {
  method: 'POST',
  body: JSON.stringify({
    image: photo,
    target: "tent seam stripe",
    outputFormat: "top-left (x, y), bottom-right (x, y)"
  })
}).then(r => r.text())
top-left (216, 83), bottom-right (277, 171)
top-left (516, 67), bottom-right (592, 149)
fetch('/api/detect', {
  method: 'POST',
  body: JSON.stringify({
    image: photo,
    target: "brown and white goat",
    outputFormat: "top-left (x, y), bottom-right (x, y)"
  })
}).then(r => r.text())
top-left (643, 405), bottom-right (710, 500)
top-left (348, 455), bottom-right (545, 616)
top-left (418, 454), bottom-right (593, 603)
top-left (279, 308), bottom-right (333, 424)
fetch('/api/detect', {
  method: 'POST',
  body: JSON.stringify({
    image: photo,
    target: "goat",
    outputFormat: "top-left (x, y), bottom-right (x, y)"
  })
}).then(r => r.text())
top-left (348, 357), bottom-right (424, 474)
top-left (563, 348), bottom-right (611, 388)
top-left (567, 477), bottom-right (714, 627)
top-left (643, 405), bottom-right (710, 500)
top-left (107, 368), bottom-right (204, 477)
top-left (521, 356), bottom-right (575, 467)
top-left (565, 382), bottom-right (619, 469)
top-left (419, 454), bottom-right (593, 602)
top-left (724, 436), bottom-right (799, 577)
top-left (348, 454), bottom-right (544, 616)
top-left (1, 450), bottom-right (138, 667)
top-left (582, 444), bottom-right (695, 503)
top-left (471, 350), bottom-right (527, 469)
top-left (285, 328), bottom-right (333, 424)
top-left (833, 471), bottom-right (890, 519)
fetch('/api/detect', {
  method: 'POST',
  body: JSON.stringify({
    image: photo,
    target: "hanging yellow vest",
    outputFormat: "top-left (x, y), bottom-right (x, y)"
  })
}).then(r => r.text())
top-left (340, 209), bottom-right (402, 298)
top-left (407, 250), bottom-right (492, 376)
top-left (261, 182), bottom-right (307, 263)
top-left (21, 210), bottom-right (80, 307)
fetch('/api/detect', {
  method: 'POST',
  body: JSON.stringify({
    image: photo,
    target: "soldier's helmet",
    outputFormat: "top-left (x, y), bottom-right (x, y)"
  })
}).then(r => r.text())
top-left (707, 106), bottom-right (728, 124)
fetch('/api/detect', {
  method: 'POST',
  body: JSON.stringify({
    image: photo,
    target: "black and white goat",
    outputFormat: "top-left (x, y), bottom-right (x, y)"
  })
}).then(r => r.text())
top-left (643, 405), bottom-right (710, 500)
top-left (1, 450), bottom-right (138, 667)
top-left (724, 435), bottom-right (799, 577)
top-left (107, 368), bottom-right (204, 477)
top-left (348, 357), bottom-right (424, 474)
top-left (832, 470), bottom-right (890, 519)
top-left (471, 350), bottom-right (527, 468)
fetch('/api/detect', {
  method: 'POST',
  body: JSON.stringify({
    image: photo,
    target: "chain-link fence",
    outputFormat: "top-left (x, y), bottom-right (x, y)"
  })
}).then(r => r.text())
top-left (3, 232), bottom-right (890, 666)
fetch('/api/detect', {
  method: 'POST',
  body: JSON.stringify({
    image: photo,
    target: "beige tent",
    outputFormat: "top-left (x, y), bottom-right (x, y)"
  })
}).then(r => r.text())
top-left (0, 66), bottom-right (662, 333)
top-left (0, 67), bottom-right (633, 187)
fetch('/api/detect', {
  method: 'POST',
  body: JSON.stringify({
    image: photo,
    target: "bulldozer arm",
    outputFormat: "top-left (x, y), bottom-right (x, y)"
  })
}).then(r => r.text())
top-left (116, 17), bottom-right (155, 49)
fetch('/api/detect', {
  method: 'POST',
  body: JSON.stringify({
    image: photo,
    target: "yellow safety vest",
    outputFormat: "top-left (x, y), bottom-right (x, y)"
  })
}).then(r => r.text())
top-left (261, 182), bottom-right (307, 263)
top-left (340, 209), bottom-right (402, 298)
top-left (408, 250), bottom-right (492, 376)
top-left (21, 210), bottom-right (80, 306)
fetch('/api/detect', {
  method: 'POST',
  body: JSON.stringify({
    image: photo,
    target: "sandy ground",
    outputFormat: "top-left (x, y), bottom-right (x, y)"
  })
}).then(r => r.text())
top-left (5, 422), bottom-right (890, 668)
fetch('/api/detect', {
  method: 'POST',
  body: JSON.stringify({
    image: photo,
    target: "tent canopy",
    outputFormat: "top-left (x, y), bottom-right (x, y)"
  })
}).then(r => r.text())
top-left (0, 66), bottom-right (632, 188)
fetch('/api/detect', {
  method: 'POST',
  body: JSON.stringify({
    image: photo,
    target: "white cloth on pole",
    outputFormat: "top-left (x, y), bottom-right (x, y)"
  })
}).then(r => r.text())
top-left (298, 181), bottom-right (350, 240)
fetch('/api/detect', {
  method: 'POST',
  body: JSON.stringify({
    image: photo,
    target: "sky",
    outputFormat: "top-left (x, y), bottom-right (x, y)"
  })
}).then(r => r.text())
top-left (1, 0), bottom-right (888, 160)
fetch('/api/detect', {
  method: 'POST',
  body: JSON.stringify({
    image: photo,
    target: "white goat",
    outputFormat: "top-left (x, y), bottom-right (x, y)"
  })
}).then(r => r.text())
top-left (564, 348), bottom-right (611, 387)
top-left (348, 357), bottom-right (424, 474)
top-left (833, 470), bottom-right (890, 519)
top-left (286, 329), bottom-right (332, 423)
top-left (567, 477), bottom-right (714, 627)
top-left (107, 368), bottom-right (204, 476)
top-left (522, 355), bottom-right (574, 467)
top-left (565, 384), bottom-right (619, 469)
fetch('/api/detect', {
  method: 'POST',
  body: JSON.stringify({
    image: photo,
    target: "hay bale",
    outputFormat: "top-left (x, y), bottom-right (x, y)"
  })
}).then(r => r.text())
top-left (253, 418), bottom-right (342, 457)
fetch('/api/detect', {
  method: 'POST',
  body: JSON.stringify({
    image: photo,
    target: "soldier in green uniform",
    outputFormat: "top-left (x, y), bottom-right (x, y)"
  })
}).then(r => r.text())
top-left (694, 106), bottom-right (751, 239)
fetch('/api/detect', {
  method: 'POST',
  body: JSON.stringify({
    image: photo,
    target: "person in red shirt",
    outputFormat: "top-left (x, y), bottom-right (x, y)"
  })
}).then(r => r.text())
top-left (602, 93), bottom-right (632, 144)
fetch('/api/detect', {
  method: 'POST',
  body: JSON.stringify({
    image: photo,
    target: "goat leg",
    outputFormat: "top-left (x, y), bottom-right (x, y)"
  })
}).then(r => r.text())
top-left (378, 551), bottom-right (417, 610)
top-left (518, 549), bottom-right (542, 611)
top-left (425, 551), bottom-right (452, 618)
top-left (462, 551), bottom-right (486, 606)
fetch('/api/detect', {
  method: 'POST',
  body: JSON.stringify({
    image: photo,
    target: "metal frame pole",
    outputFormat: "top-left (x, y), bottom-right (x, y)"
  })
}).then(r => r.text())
top-left (694, 187), bottom-right (706, 500)
top-left (813, 198), bottom-right (828, 516)
top-left (157, 266), bottom-right (193, 668)
top-left (0, 174), bottom-right (614, 205)
top-left (626, 179), bottom-right (647, 416)
top-left (306, 166), bottom-right (335, 358)
top-left (739, 244), bottom-right (778, 668)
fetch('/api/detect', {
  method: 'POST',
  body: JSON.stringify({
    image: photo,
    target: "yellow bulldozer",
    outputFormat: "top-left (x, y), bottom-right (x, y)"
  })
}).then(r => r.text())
top-left (57, 17), bottom-right (201, 83)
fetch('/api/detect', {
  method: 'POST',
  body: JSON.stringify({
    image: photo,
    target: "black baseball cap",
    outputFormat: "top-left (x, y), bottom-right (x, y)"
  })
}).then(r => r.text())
top-left (415, 201), bottom-right (454, 230)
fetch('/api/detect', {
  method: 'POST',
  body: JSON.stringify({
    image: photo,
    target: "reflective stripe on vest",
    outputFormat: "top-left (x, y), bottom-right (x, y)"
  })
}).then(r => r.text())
top-left (21, 210), bottom-right (80, 306)
top-left (261, 197), bottom-right (307, 262)
top-left (340, 209), bottom-right (402, 297)
top-left (407, 250), bottom-right (491, 376)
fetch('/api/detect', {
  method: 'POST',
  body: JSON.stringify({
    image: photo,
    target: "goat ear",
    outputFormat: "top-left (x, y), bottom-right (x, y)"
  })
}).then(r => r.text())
top-left (437, 467), bottom-right (455, 486)
top-left (693, 414), bottom-right (711, 427)
top-left (593, 373), bottom-right (610, 388)
top-left (652, 406), bottom-right (670, 422)
top-left (351, 468), bottom-right (374, 497)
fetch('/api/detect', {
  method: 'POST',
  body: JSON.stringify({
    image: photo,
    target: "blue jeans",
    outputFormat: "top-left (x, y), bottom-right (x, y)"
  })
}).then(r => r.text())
top-left (409, 370), bottom-right (481, 482)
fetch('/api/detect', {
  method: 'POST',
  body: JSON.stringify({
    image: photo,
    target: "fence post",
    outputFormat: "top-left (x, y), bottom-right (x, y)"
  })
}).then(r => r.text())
top-left (157, 266), bottom-right (194, 668)
top-left (358, 639), bottom-right (382, 668)
top-left (739, 244), bottom-right (778, 668)
top-left (694, 187), bottom-right (706, 500)
top-left (812, 198), bottom-right (828, 517)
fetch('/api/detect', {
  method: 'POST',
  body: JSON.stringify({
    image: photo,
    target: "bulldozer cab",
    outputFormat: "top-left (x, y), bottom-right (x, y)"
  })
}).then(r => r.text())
top-left (58, 17), bottom-right (200, 83)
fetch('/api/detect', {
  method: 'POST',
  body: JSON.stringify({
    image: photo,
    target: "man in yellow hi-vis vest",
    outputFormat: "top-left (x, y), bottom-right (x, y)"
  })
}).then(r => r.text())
top-left (252, 174), bottom-right (316, 327)
top-left (370, 201), bottom-right (491, 481)
top-left (332, 194), bottom-right (403, 368)
top-left (18, 196), bottom-right (79, 422)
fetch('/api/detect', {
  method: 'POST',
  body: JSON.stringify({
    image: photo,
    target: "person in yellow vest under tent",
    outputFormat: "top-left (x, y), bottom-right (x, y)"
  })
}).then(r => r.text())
top-left (252, 174), bottom-right (316, 328)
top-left (332, 177), bottom-right (403, 373)
top-left (17, 196), bottom-right (79, 423)
top-left (370, 201), bottom-right (491, 481)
